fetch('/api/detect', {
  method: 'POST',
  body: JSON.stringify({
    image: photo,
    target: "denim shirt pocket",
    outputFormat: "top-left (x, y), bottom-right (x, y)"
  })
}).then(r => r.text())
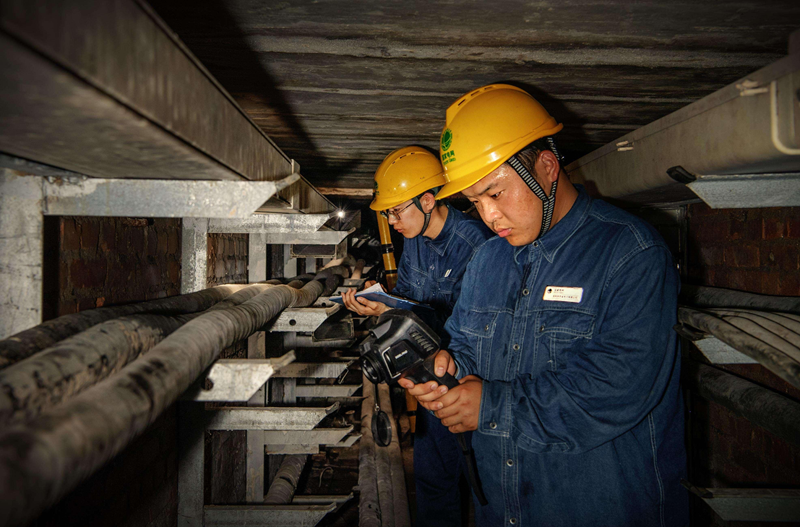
top-left (407, 265), bottom-right (427, 299)
top-left (461, 310), bottom-right (499, 377)
top-left (535, 308), bottom-right (595, 372)
top-left (433, 275), bottom-right (455, 306)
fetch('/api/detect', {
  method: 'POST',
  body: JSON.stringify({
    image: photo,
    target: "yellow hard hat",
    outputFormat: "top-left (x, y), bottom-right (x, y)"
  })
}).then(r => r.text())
top-left (436, 84), bottom-right (563, 199)
top-left (370, 146), bottom-right (447, 211)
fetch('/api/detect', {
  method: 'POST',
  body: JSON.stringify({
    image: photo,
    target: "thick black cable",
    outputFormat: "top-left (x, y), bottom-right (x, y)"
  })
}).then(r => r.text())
top-left (678, 307), bottom-right (800, 389)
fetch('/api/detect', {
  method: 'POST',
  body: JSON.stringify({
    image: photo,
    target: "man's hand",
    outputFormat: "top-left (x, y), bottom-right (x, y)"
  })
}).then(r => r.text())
top-left (342, 287), bottom-right (389, 316)
top-left (432, 375), bottom-right (482, 433)
top-left (397, 350), bottom-right (457, 405)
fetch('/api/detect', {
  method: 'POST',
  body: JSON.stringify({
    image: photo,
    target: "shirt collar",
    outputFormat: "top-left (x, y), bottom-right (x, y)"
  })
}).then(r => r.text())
top-left (513, 185), bottom-right (591, 264)
top-left (424, 204), bottom-right (458, 256)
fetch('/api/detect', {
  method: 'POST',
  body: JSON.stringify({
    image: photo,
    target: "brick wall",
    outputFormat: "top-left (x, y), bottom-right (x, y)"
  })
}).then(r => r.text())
top-left (46, 217), bottom-right (181, 318)
top-left (207, 233), bottom-right (249, 287)
top-left (685, 204), bottom-right (800, 296)
top-left (683, 203), bottom-right (800, 526)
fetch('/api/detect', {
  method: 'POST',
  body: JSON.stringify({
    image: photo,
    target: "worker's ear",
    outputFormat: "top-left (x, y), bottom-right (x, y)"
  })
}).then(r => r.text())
top-left (537, 150), bottom-right (560, 184)
top-left (420, 191), bottom-right (436, 213)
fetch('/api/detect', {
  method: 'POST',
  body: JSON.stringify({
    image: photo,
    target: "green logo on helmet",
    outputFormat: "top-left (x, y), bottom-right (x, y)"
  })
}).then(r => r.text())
top-left (373, 180), bottom-right (379, 197)
top-left (441, 128), bottom-right (453, 152)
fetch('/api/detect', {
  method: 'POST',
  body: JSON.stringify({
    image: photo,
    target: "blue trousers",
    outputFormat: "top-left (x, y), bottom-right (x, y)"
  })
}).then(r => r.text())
top-left (413, 407), bottom-right (469, 527)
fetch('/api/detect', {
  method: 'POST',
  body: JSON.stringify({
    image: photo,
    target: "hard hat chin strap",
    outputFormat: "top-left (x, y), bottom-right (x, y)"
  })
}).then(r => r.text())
top-left (507, 154), bottom-right (558, 239)
top-left (411, 196), bottom-right (432, 237)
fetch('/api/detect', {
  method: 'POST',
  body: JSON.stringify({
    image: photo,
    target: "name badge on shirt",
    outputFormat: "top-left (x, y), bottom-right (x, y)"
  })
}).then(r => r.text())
top-left (543, 286), bottom-right (583, 303)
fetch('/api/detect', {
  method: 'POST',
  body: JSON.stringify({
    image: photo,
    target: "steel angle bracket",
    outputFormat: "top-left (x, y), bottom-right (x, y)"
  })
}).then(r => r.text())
top-left (292, 493), bottom-right (354, 507)
top-left (250, 228), bottom-right (356, 246)
top-left (182, 352), bottom-right (295, 402)
top-left (208, 213), bottom-right (334, 234)
top-left (265, 433), bottom-right (361, 455)
top-left (264, 304), bottom-right (341, 332)
top-left (295, 384), bottom-right (362, 398)
top-left (204, 503), bottom-right (336, 527)
top-left (41, 174), bottom-right (299, 218)
top-left (331, 434), bottom-right (361, 448)
top-left (206, 403), bottom-right (339, 431)
top-left (274, 360), bottom-right (355, 379)
top-left (684, 483), bottom-right (800, 523)
top-left (263, 426), bottom-right (354, 455)
top-left (687, 172), bottom-right (800, 208)
top-left (693, 337), bottom-right (758, 365)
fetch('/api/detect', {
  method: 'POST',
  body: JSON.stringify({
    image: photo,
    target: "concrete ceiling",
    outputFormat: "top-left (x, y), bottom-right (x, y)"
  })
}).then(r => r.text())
top-left (149, 0), bottom-right (799, 198)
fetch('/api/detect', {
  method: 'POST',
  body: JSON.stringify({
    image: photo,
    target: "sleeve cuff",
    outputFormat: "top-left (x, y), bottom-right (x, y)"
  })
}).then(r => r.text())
top-left (478, 380), bottom-right (510, 437)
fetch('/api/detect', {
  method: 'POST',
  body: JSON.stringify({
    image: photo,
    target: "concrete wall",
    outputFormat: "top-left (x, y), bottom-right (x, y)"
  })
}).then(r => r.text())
top-left (683, 203), bottom-right (800, 526)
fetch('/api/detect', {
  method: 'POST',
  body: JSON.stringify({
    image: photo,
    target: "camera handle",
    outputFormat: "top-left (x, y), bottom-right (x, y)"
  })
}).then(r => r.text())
top-left (413, 355), bottom-right (489, 506)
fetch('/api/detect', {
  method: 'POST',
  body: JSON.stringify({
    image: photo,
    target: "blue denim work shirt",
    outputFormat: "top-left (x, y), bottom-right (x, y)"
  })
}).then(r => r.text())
top-left (445, 187), bottom-right (688, 527)
top-left (393, 205), bottom-right (493, 339)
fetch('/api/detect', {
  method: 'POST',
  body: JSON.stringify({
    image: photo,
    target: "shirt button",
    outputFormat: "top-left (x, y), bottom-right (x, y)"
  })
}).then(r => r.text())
top-left (540, 325), bottom-right (545, 332)
top-left (532, 241), bottom-right (539, 247)
top-left (509, 519), bottom-right (517, 525)
top-left (489, 422), bottom-right (497, 429)
top-left (512, 344), bottom-right (520, 351)
top-left (485, 325), bottom-right (490, 332)
top-left (506, 459), bottom-right (514, 466)
top-left (522, 289), bottom-right (529, 296)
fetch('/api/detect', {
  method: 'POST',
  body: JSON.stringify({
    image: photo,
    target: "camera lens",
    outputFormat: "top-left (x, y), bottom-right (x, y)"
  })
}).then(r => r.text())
top-left (361, 354), bottom-right (383, 384)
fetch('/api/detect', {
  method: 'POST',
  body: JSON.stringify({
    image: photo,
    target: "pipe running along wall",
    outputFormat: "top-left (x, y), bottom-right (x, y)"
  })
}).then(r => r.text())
top-left (684, 361), bottom-right (800, 448)
top-left (681, 285), bottom-right (800, 315)
top-left (0, 277), bottom-right (334, 527)
top-left (678, 307), bottom-right (800, 389)
top-left (0, 283), bottom-right (277, 425)
top-left (263, 455), bottom-right (309, 504)
top-left (0, 284), bottom-right (252, 368)
top-left (0, 269), bottom-right (346, 426)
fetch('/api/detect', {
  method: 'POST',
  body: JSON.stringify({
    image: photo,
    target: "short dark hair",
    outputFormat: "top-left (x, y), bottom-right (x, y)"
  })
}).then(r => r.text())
top-left (509, 136), bottom-right (563, 174)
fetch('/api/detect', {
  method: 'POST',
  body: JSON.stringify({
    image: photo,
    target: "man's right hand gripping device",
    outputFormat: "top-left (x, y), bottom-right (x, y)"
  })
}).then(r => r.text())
top-left (359, 308), bottom-right (488, 506)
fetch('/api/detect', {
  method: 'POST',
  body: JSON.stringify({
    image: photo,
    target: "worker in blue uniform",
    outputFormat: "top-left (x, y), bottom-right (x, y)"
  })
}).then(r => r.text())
top-left (343, 145), bottom-right (493, 527)
top-left (399, 85), bottom-right (689, 526)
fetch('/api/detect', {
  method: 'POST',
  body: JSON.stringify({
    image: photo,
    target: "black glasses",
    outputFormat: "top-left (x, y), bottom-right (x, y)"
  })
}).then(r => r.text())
top-left (379, 201), bottom-right (414, 220)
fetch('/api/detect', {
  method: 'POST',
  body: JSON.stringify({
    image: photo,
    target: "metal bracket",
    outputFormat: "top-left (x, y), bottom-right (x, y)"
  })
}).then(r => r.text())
top-left (330, 434), bottom-right (362, 449)
top-left (684, 483), bottom-right (800, 523)
top-left (292, 493), bottom-right (354, 506)
top-left (687, 172), bottom-right (800, 208)
top-left (204, 503), bottom-right (337, 527)
top-left (295, 384), bottom-right (362, 398)
top-left (693, 337), bottom-right (758, 365)
top-left (208, 214), bottom-right (333, 234)
top-left (246, 228), bottom-right (356, 246)
top-left (264, 305), bottom-right (342, 332)
top-left (291, 238), bottom-right (348, 259)
top-left (206, 403), bottom-right (339, 431)
top-left (40, 174), bottom-right (299, 218)
top-left (262, 426), bottom-right (355, 453)
top-left (273, 360), bottom-right (355, 379)
top-left (182, 352), bottom-right (295, 402)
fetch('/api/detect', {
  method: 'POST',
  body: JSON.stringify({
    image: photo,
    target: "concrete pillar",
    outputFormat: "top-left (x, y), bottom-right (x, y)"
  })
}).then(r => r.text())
top-left (180, 218), bottom-right (208, 294)
top-left (0, 170), bottom-right (43, 339)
